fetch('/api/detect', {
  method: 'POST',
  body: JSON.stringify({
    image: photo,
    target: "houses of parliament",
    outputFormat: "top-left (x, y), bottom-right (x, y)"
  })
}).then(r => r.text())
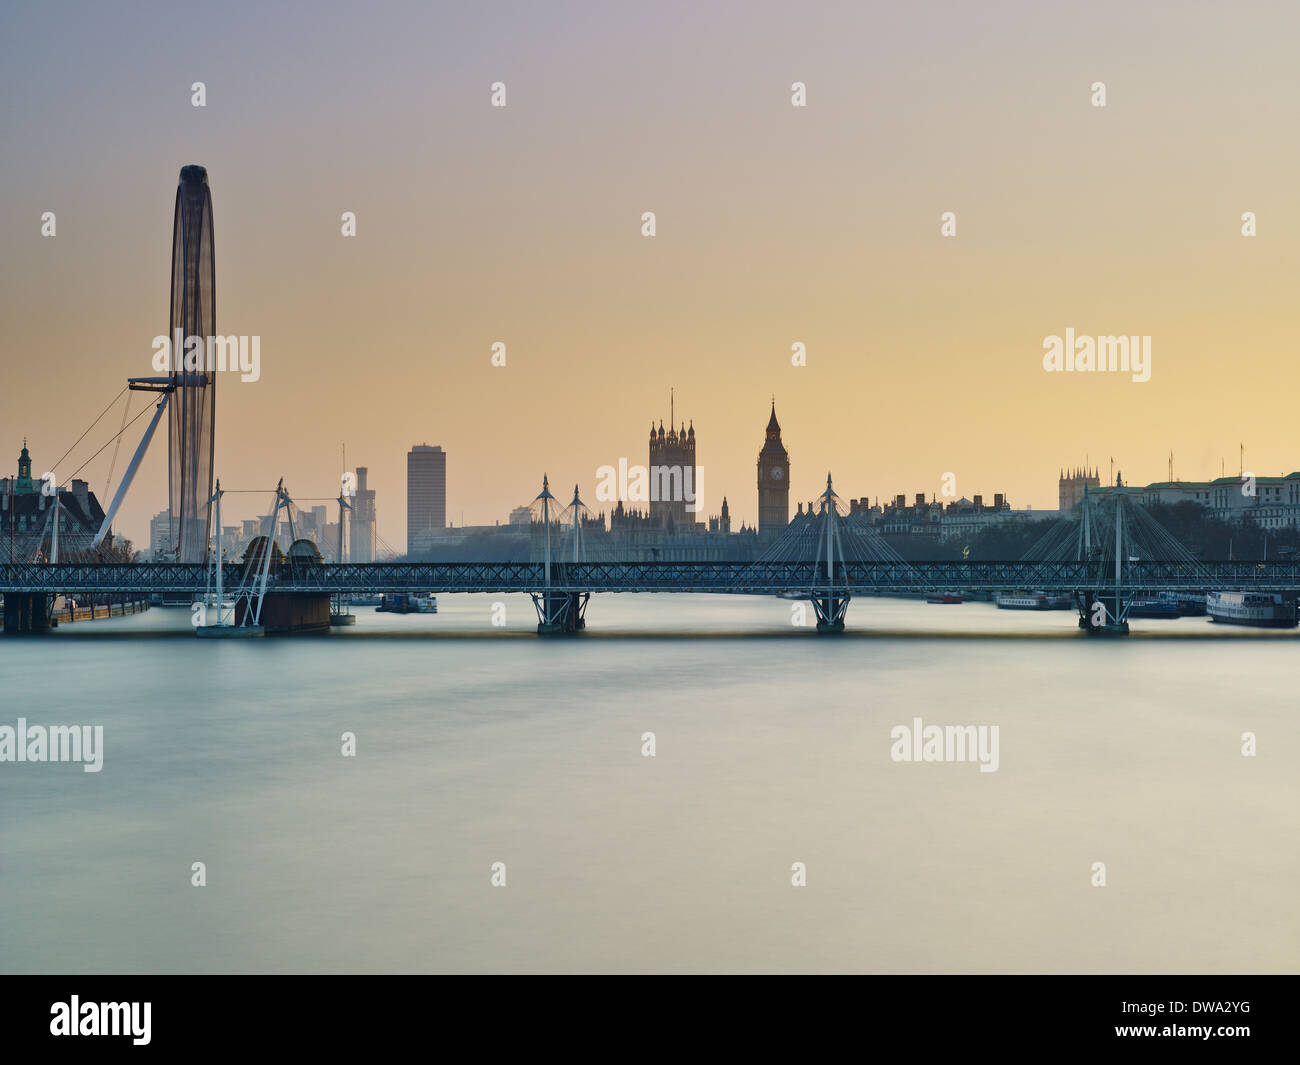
top-left (604, 399), bottom-right (792, 554)
top-left (756, 402), bottom-right (790, 543)
top-left (414, 400), bottom-right (791, 564)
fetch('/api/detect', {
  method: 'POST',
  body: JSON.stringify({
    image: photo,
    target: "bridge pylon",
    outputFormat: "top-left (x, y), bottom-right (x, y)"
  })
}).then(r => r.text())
top-left (1075, 481), bottom-right (1132, 636)
top-left (812, 473), bottom-right (849, 634)
top-left (529, 477), bottom-right (589, 635)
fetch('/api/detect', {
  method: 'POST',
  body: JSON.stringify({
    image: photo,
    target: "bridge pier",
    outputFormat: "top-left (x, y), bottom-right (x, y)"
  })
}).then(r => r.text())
top-left (532, 590), bottom-right (588, 635)
top-left (2, 593), bottom-right (52, 635)
top-left (233, 592), bottom-right (330, 635)
top-left (1076, 592), bottom-right (1130, 637)
top-left (812, 593), bottom-right (848, 634)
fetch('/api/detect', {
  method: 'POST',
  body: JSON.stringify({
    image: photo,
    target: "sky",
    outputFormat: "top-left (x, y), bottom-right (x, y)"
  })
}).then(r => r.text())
top-left (2, 0), bottom-right (1298, 550)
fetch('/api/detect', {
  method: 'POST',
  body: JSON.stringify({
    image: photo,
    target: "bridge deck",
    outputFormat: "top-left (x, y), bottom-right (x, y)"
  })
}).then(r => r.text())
top-left (3, 560), bottom-right (1299, 595)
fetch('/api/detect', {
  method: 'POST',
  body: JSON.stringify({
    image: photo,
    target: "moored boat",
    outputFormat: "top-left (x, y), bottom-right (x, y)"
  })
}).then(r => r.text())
top-left (1128, 593), bottom-right (1183, 619)
top-left (996, 592), bottom-right (1049, 610)
top-left (1206, 591), bottom-right (1297, 628)
top-left (377, 593), bottom-right (438, 614)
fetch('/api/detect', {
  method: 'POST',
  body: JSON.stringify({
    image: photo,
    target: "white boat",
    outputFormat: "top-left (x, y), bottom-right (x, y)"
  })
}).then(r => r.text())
top-left (1206, 591), bottom-right (1297, 628)
top-left (996, 593), bottom-right (1050, 610)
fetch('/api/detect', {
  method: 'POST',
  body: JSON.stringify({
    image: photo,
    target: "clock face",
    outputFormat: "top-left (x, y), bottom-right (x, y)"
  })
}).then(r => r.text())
top-left (771, 466), bottom-right (784, 480)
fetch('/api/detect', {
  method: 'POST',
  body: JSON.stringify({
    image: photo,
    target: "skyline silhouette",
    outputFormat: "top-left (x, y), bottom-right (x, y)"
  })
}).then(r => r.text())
top-left (3, 1), bottom-right (1298, 550)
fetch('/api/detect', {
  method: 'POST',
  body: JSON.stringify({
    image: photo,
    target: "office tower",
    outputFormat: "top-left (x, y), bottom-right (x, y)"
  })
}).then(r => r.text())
top-left (407, 444), bottom-right (447, 549)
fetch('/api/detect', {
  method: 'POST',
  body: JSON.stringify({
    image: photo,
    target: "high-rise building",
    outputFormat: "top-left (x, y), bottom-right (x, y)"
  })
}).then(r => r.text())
top-left (149, 509), bottom-right (172, 560)
top-left (757, 402), bottom-right (790, 542)
top-left (167, 165), bottom-right (217, 562)
top-left (348, 466), bottom-right (376, 562)
top-left (407, 444), bottom-right (446, 550)
top-left (320, 520), bottom-right (342, 561)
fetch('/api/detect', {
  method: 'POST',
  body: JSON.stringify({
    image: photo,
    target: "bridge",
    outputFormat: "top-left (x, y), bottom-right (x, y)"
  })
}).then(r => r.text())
top-left (4, 472), bottom-right (1296, 636)
top-left (3, 559), bottom-right (1299, 596)
top-left (3, 555), bottom-right (1296, 637)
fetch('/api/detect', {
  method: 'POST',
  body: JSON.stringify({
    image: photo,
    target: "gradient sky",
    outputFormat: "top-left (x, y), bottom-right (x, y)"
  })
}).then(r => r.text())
top-left (3, 0), bottom-right (1298, 550)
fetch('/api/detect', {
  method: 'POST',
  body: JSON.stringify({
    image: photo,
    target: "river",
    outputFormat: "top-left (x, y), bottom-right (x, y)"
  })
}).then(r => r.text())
top-left (1, 594), bottom-right (1295, 973)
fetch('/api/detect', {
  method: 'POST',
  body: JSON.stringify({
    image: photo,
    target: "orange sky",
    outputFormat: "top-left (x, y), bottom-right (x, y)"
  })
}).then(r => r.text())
top-left (3, 0), bottom-right (1298, 550)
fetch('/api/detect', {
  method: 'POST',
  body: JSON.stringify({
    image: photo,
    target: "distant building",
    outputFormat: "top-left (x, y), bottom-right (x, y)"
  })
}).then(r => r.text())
top-left (841, 489), bottom-right (1030, 541)
top-left (604, 398), bottom-right (708, 538)
top-left (508, 505), bottom-right (532, 526)
top-left (757, 403), bottom-right (790, 543)
top-left (1088, 472), bottom-right (1300, 530)
top-left (218, 525), bottom-right (240, 559)
top-left (708, 497), bottom-right (731, 534)
top-left (407, 444), bottom-right (447, 551)
top-left (149, 509), bottom-right (172, 560)
top-left (848, 497), bottom-right (881, 520)
top-left (320, 520), bottom-right (342, 561)
top-left (348, 466), bottom-right (376, 562)
top-left (647, 396), bottom-right (701, 533)
top-left (0, 442), bottom-right (109, 559)
top-left (1059, 466), bottom-right (1100, 511)
top-left (936, 493), bottom-right (1026, 541)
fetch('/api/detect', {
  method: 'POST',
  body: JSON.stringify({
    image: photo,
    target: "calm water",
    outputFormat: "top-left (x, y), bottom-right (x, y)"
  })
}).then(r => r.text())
top-left (1, 595), bottom-right (1296, 973)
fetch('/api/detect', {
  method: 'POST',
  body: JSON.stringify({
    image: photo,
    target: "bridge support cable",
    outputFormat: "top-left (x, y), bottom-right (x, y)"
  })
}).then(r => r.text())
top-left (91, 393), bottom-right (171, 550)
top-left (1026, 479), bottom-right (1221, 634)
top-left (194, 479), bottom-right (271, 637)
top-left (740, 472), bottom-right (933, 628)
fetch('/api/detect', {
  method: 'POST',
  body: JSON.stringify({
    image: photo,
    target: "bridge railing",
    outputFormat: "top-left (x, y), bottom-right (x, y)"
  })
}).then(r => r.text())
top-left (4, 559), bottom-right (1300, 595)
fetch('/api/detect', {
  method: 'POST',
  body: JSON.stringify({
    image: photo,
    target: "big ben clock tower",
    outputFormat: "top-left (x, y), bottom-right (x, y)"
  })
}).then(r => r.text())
top-left (757, 401), bottom-right (790, 543)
